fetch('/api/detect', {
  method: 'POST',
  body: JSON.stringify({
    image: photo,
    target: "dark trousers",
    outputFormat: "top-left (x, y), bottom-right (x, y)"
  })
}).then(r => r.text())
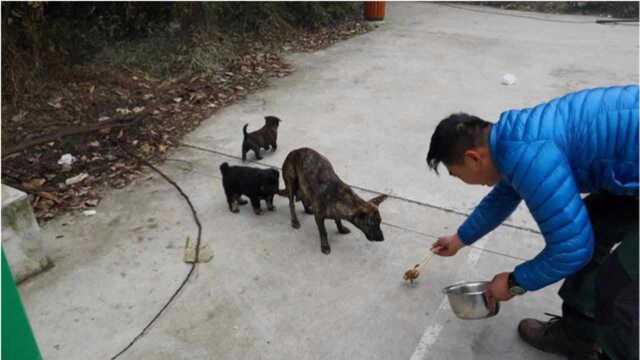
top-left (559, 192), bottom-right (639, 360)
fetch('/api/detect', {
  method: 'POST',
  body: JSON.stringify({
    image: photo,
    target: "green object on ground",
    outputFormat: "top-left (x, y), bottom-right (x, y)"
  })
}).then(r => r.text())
top-left (2, 249), bottom-right (42, 360)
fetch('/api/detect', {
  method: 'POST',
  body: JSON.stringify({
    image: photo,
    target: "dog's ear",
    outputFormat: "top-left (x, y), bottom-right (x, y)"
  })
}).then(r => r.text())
top-left (368, 194), bottom-right (387, 206)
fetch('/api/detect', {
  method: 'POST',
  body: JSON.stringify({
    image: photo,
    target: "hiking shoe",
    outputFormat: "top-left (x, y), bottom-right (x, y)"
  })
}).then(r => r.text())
top-left (518, 313), bottom-right (598, 359)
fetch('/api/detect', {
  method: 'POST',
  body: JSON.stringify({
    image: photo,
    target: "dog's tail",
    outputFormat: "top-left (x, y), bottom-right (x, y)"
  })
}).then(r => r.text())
top-left (243, 123), bottom-right (249, 137)
top-left (220, 162), bottom-right (230, 174)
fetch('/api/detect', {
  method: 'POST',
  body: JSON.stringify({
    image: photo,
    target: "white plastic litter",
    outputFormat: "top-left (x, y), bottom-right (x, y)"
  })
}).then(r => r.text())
top-left (57, 154), bottom-right (77, 169)
top-left (501, 73), bottom-right (517, 86)
top-left (82, 210), bottom-right (97, 216)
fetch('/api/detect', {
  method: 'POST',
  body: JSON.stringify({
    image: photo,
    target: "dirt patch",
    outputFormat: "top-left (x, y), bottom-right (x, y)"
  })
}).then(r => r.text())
top-left (1, 20), bottom-right (372, 221)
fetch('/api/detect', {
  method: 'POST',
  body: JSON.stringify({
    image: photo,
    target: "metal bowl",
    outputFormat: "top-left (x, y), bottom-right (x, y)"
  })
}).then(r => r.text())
top-left (442, 281), bottom-right (500, 320)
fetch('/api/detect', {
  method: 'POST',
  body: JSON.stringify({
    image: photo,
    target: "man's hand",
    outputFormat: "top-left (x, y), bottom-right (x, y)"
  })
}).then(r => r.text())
top-left (482, 272), bottom-right (515, 315)
top-left (486, 272), bottom-right (515, 302)
top-left (431, 233), bottom-right (464, 256)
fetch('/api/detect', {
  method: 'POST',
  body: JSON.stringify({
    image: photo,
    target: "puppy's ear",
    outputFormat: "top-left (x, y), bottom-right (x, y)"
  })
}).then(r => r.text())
top-left (368, 194), bottom-right (387, 206)
top-left (265, 116), bottom-right (281, 126)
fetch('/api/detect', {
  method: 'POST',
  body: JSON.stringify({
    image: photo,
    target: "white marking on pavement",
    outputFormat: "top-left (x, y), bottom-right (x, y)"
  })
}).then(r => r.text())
top-left (409, 239), bottom-right (488, 360)
top-left (409, 300), bottom-right (448, 360)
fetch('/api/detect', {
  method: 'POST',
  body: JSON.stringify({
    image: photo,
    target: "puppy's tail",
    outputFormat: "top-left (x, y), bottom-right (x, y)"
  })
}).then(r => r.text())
top-left (243, 124), bottom-right (249, 137)
top-left (220, 162), bottom-right (230, 174)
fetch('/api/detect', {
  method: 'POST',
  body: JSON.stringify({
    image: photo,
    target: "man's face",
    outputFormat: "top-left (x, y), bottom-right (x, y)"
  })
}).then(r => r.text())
top-left (446, 148), bottom-right (501, 186)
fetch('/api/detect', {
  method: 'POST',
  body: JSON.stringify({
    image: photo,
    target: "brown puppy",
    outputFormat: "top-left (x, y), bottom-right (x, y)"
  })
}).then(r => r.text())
top-left (281, 148), bottom-right (387, 254)
top-left (242, 116), bottom-right (281, 161)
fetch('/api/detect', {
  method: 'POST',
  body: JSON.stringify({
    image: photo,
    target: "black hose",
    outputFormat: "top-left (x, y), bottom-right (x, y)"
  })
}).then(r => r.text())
top-left (110, 146), bottom-right (202, 360)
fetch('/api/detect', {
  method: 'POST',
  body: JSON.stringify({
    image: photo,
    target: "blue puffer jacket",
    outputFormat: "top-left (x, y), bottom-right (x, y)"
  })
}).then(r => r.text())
top-left (458, 85), bottom-right (639, 291)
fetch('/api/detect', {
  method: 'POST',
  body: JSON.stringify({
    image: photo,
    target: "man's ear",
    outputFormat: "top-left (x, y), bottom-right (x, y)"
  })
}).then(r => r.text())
top-left (464, 149), bottom-right (481, 164)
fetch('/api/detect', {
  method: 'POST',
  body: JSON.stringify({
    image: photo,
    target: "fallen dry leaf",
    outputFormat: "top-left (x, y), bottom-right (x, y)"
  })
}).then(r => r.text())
top-left (141, 143), bottom-right (153, 153)
top-left (85, 199), bottom-right (99, 207)
top-left (22, 178), bottom-right (46, 190)
top-left (39, 191), bottom-right (61, 204)
top-left (65, 173), bottom-right (89, 186)
top-left (11, 110), bottom-right (28, 122)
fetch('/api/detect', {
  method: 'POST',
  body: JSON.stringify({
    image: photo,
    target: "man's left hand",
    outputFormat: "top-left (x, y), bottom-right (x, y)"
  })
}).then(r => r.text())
top-left (487, 272), bottom-right (515, 302)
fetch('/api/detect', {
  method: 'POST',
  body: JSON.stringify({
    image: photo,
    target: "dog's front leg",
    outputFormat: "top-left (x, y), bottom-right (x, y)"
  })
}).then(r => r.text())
top-left (315, 214), bottom-right (331, 254)
top-left (250, 197), bottom-right (262, 215)
top-left (335, 219), bottom-right (351, 234)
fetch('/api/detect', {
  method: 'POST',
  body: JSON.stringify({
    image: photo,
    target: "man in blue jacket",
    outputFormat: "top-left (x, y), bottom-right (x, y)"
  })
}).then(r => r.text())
top-left (427, 85), bottom-right (638, 360)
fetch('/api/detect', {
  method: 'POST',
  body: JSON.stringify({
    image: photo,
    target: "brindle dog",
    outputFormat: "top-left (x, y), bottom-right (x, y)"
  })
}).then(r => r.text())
top-left (280, 148), bottom-right (387, 254)
top-left (242, 116), bottom-right (281, 161)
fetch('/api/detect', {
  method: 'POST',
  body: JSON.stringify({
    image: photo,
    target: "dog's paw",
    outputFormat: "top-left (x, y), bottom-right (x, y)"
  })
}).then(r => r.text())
top-left (231, 208), bottom-right (240, 213)
top-left (338, 226), bottom-right (351, 234)
top-left (292, 220), bottom-right (301, 229)
top-left (253, 208), bottom-right (263, 215)
top-left (321, 245), bottom-right (331, 255)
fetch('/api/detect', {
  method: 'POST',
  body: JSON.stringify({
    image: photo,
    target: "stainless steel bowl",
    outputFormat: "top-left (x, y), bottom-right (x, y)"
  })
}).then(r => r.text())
top-left (442, 281), bottom-right (500, 320)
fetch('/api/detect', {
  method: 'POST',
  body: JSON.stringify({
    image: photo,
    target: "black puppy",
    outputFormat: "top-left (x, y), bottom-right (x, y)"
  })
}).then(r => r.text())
top-left (220, 162), bottom-right (279, 215)
top-left (242, 116), bottom-right (281, 161)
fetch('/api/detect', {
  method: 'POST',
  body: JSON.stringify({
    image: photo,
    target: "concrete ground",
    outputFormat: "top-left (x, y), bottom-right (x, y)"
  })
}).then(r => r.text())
top-left (19, 3), bottom-right (638, 360)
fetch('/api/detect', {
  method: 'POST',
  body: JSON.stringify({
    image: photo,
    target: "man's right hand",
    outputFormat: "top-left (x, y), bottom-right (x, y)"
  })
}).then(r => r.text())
top-left (431, 233), bottom-right (464, 256)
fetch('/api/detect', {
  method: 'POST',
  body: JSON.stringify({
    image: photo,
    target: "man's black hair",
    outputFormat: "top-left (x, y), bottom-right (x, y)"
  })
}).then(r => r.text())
top-left (426, 113), bottom-right (492, 174)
